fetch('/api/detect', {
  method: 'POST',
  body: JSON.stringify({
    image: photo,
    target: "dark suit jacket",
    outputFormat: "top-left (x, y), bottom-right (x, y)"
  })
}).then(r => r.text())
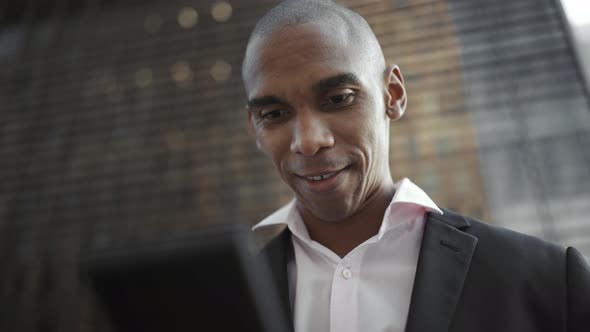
top-left (258, 208), bottom-right (590, 332)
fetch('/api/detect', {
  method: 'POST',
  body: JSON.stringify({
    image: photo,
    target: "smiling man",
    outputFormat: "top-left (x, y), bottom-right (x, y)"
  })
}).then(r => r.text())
top-left (241, 1), bottom-right (590, 332)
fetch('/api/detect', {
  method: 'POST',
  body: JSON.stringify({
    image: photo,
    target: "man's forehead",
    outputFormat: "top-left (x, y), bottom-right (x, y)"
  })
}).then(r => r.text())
top-left (245, 23), bottom-right (350, 67)
top-left (242, 22), bottom-right (366, 96)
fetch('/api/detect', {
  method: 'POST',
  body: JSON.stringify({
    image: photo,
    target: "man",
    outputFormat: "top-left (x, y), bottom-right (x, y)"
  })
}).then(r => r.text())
top-left (241, 1), bottom-right (590, 332)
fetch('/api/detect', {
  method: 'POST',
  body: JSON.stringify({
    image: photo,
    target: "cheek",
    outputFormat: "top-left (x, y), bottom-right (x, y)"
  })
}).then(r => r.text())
top-left (336, 110), bottom-right (385, 172)
top-left (257, 129), bottom-right (291, 168)
top-left (340, 112), bottom-right (378, 148)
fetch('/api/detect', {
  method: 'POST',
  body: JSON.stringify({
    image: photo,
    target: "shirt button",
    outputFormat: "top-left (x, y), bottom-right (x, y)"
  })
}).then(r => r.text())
top-left (342, 268), bottom-right (352, 279)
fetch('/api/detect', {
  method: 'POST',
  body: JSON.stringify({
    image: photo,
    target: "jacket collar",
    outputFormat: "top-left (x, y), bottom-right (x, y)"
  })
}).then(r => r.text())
top-left (404, 208), bottom-right (477, 332)
top-left (259, 228), bottom-right (294, 331)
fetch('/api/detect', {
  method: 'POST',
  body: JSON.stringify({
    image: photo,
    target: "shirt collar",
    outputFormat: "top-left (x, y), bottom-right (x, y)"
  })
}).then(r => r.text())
top-left (251, 198), bottom-right (312, 241)
top-left (252, 199), bottom-right (297, 231)
top-left (387, 177), bottom-right (443, 215)
top-left (376, 177), bottom-right (443, 239)
top-left (252, 177), bottom-right (443, 235)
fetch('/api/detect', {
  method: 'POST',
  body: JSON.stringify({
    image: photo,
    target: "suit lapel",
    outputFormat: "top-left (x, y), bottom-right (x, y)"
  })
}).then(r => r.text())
top-left (405, 209), bottom-right (478, 332)
top-left (259, 227), bottom-right (295, 331)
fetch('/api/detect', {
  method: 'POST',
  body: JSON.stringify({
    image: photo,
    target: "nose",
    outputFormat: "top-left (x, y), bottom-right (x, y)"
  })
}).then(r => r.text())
top-left (290, 111), bottom-right (335, 156)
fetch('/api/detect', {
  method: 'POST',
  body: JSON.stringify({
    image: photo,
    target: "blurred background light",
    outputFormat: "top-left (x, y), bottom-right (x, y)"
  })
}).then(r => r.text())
top-left (561, 0), bottom-right (590, 26)
top-left (210, 60), bottom-right (232, 82)
top-left (211, 1), bottom-right (233, 23)
top-left (178, 7), bottom-right (198, 29)
top-left (171, 61), bottom-right (194, 87)
top-left (559, 0), bottom-right (590, 96)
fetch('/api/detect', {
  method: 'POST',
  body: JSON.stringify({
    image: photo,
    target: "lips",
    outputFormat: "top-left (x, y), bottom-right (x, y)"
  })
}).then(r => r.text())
top-left (295, 166), bottom-right (348, 193)
top-left (303, 171), bottom-right (338, 181)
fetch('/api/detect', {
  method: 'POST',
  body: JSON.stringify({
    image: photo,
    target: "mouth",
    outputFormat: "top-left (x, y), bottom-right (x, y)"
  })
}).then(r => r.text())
top-left (303, 171), bottom-right (339, 182)
top-left (295, 166), bottom-right (349, 193)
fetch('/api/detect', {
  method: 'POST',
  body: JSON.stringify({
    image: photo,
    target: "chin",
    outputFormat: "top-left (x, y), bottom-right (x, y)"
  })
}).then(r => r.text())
top-left (306, 202), bottom-right (355, 223)
top-left (295, 188), bottom-right (359, 223)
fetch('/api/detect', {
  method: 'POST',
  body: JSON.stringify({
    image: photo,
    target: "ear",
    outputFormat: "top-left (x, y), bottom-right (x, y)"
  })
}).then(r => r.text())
top-left (247, 111), bottom-right (263, 151)
top-left (384, 65), bottom-right (407, 121)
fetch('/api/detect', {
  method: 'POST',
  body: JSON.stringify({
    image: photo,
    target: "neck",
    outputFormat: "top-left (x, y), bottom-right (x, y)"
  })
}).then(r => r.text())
top-left (300, 180), bottom-right (396, 258)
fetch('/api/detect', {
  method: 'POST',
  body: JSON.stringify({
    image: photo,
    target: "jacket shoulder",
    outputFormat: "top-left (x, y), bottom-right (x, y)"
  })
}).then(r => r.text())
top-left (464, 214), bottom-right (566, 261)
top-left (433, 208), bottom-right (567, 286)
top-left (435, 208), bottom-right (566, 259)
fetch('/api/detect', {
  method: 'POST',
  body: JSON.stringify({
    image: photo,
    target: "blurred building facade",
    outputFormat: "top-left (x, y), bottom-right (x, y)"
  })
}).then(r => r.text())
top-left (0, 0), bottom-right (589, 331)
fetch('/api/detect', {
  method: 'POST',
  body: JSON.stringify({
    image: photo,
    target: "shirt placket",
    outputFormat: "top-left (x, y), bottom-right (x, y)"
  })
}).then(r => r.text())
top-left (329, 257), bottom-right (360, 332)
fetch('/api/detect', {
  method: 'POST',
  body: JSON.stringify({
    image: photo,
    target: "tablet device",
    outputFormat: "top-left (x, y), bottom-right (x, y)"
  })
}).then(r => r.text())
top-left (81, 224), bottom-right (290, 332)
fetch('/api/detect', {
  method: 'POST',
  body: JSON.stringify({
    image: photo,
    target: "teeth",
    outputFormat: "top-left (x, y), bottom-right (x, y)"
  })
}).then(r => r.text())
top-left (305, 172), bottom-right (336, 181)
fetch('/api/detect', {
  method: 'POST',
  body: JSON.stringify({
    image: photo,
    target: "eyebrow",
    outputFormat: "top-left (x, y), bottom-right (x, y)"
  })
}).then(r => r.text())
top-left (246, 95), bottom-right (288, 111)
top-left (313, 72), bottom-right (361, 91)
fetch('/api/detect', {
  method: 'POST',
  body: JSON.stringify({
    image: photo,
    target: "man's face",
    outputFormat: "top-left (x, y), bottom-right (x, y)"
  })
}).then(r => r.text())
top-left (243, 22), bottom-right (399, 222)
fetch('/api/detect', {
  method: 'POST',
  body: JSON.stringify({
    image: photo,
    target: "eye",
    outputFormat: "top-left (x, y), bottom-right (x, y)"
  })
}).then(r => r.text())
top-left (260, 109), bottom-right (290, 122)
top-left (327, 92), bottom-right (355, 105)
